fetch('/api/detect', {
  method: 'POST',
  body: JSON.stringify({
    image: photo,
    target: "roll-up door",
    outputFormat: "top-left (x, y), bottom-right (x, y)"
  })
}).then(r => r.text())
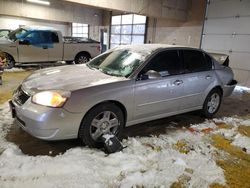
top-left (201, 0), bottom-right (250, 86)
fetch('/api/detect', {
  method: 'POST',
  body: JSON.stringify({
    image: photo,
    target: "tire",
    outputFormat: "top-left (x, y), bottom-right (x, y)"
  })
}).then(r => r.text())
top-left (78, 103), bottom-right (124, 148)
top-left (4, 54), bottom-right (15, 69)
top-left (74, 53), bottom-right (90, 64)
top-left (202, 88), bottom-right (222, 118)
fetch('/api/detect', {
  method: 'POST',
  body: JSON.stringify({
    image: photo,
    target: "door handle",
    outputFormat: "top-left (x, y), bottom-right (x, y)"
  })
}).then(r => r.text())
top-left (206, 75), bottom-right (212, 79)
top-left (173, 80), bottom-right (183, 86)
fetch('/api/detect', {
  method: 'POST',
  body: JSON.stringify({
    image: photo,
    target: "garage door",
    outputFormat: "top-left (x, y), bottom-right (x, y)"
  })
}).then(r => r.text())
top-left (201, 0), bottom-right (250, 87)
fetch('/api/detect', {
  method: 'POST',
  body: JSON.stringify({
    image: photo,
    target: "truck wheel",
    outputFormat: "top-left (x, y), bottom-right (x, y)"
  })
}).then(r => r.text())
top-left (75, 53), bottom-right (90, 64)
top-left (202, 88), bottom-right (222, 118)
top-left (78, 103), bottom-right (124, 148)
top-left (5, 54), bottom-right (15, 69)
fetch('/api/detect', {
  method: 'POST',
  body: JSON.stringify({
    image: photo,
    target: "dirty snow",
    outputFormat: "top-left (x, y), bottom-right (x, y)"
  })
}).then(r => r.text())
top-left (0, 102), bottom-right (226, 188)
top-left (4, 68), bottom-right (25, 72)
top-left (233, 85), bottom-right (250, 95)
top-left (232, 134), bottom-right (250, 154)
top-left (1, 85), bottom-right (250, 188)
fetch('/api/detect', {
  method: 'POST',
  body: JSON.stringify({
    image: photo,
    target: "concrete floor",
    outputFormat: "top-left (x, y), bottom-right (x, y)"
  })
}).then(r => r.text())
top-left (2, 70), bottom-right (250, 156)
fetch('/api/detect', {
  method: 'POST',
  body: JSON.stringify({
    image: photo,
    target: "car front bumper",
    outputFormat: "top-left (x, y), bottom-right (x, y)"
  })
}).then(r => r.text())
top-left (9, 99), bottom-right (84, 140)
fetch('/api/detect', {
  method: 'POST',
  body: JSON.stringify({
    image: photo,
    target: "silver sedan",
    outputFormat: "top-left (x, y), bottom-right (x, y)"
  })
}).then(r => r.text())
top-left (10, 44), bottom-right (237, 147)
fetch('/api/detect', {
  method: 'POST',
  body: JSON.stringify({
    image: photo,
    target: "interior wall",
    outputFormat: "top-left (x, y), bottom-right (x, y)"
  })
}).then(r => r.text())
top-left (65, 0), bottom-right (189, 21)
top-left (0, 16), bottom-right (71, 36)
top-left (0, 0), bottom-right (105, 41)
top-left (146, 0), bottom-right (206, 48)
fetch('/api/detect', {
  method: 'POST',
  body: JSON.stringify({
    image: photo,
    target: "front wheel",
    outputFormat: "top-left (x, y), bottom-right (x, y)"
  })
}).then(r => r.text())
top-left (78, 103), bottom-right (124, 148)
top-left (202, 88), bottom-right (222, 118)
top-left (74, 53), bottom-right (90, 64)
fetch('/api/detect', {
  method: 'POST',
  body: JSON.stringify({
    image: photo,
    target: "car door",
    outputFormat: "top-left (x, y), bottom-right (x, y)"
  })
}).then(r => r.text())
top-left (18, 31), bottom-right (49, 62)
top-left (134, 50), bottom-right (184, 120)
top-left (46, 31), bottom-right (64, 61)
top-left (180, 49), bottom-right (215, 110)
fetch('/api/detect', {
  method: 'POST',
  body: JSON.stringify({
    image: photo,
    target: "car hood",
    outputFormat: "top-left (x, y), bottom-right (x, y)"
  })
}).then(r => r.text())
top-left (22, 64), bottom-right (127, 93)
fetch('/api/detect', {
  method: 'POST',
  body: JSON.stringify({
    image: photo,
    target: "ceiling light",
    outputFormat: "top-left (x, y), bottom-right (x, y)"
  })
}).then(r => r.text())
top-left (27, 0), bottom-right (50, 5)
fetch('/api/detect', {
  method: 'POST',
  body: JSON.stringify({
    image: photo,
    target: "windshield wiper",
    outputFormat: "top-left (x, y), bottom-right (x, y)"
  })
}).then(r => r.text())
top-left (86, 63), bottom-right (99, 70)
top-left (99, 68), bottom-right (122, 77)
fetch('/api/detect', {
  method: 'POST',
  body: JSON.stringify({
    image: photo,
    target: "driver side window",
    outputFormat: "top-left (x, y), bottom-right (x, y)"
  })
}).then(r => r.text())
top-left (143, 50), bottom-right (182, 77)
top-left (25, 31), bottom-right (42, 44)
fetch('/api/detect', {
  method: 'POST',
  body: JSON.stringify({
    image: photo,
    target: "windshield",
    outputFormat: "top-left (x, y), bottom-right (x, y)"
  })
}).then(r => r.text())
top-left (8, 28), bottom-right (28, 41)
top-left (88, 49), bottom-right (145, 77)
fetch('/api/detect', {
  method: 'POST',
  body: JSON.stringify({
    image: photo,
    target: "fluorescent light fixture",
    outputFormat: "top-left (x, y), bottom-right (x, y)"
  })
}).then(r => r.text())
top-left (27, 0), bottom-right (50, 5)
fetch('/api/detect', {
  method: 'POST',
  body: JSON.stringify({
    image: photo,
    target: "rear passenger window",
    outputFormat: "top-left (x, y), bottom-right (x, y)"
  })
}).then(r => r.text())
top-left (183, 50), bottom-right (211, 73)
top-left (51, 32), bottom-right (59, 43)
top-left (205, 54), bottom-right (213, 69)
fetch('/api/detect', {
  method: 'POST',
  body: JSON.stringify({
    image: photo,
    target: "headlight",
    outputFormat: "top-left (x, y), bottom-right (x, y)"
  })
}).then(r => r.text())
top-left (32, 90), bottom-right (71, 107)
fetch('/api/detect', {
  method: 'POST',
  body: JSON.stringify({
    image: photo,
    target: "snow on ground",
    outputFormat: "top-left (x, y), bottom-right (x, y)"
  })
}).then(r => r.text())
top-left (0, 102), bottom-right (226, 188)
top-left (232, 85), bottom-right (250, 96)
top-left (4, 68), bottom-right (25, 72)
top-left (1, 85), bottom-right (250, 188)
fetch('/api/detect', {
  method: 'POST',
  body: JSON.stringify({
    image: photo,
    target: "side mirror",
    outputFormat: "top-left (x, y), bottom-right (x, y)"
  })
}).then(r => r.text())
top-left (19, 39), bottom-right (30, 45)
top-left (145, 70), bottom-right (161, 79)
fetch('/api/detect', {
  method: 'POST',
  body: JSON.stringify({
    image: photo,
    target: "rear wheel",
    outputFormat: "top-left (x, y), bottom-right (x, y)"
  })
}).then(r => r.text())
top-left (74, 53), bottom-right (90, 64)
top-left (78, 103), bottom-right (124, 148)
top-left (4, 54), bottom-right (15, 69)
top-left (202, 88), bottom-right (222, 118)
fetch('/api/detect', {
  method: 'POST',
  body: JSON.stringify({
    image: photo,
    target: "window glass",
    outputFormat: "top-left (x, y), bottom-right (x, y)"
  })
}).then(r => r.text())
top-left (112, 15), bottom-right (121, 25)
top-left (82, 33), bottom-right (88, 38)
top-left (133, 24), bottom-right (145, 34)
top-left (51, 32), bottom-right (59, 43)
top-left (121, 25), bottom-right (132, 34)
top-left (122, 14), bottom-right (133, 24)
top-left (183, 50), bottom-right (209, 73)
top-left (131, 35), bottom-right (144, 44)
top-left (145, 50), bottom-right (181, 77)
top-left (110, 14), bottom-right (146, 48)
top-left (25, 31), bottom-right (42, 44)
top-left (111, 25), bottom-right (121, 34)
top-left (72, 23), bottom-right (88, 38)
top-left (0, 30), bottom-right (9, 37)
top-left (76, 27), bottom-right (83, 33)
top-left (110, 43), bottom-right (119, 49)
top-left (121, 35), bottom-right (131, 44)
top-left (205, 53), bottom-right (213, 69)
top-left (88, 49), bottom-right (145, 77)
top-left (110, 34), bottom-right (120, 44)
top-left (133, 14), bottom-right (147, 24)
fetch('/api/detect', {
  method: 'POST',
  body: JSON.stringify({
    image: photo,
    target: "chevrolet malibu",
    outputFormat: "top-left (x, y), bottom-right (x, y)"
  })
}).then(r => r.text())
top-left (10, 44), bottom-right (237, 147)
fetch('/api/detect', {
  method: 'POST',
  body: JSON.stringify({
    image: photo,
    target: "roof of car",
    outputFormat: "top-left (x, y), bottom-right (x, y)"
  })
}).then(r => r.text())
top-left (114, 44), bottom-right (201, 54)
top-left (21, 26), bottom-right (59, 32)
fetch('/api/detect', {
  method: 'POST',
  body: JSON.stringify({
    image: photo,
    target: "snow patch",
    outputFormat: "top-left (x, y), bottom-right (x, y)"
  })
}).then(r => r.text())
top-left (4, 68), bottom-right (25, 72)
top-left (232, 134), bottom-right (250, 154)
top-left (234, 85), bottom-right (250, 93)
top-left (0, 103), bottom-right (226, 188)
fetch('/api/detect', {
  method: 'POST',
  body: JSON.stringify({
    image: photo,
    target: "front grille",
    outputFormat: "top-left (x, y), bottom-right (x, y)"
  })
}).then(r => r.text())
top-left (13, 85), bottom-right (30, 106)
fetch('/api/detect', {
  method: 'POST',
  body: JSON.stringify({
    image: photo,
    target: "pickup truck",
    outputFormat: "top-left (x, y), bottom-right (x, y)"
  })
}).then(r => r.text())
top-left (0, 26), bottom-right (101, 68)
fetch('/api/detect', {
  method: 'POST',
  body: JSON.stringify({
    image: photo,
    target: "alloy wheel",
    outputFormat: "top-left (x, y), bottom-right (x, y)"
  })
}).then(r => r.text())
top-left (90, 111), bottom-right (119, 141)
